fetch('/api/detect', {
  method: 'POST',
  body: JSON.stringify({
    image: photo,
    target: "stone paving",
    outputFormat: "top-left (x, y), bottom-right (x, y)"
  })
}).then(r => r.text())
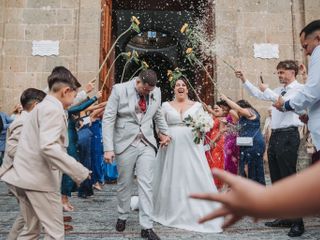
top-left (0, 181), bottom-right (319, 240)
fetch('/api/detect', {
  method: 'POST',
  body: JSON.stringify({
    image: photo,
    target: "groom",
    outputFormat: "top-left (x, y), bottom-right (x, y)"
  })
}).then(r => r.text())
top-left (102, 69), bottom-right (170, 240)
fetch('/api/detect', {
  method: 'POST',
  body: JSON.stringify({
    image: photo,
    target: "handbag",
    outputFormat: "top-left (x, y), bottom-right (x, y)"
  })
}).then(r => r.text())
top-left (236, 137), bottom-right (253, 146)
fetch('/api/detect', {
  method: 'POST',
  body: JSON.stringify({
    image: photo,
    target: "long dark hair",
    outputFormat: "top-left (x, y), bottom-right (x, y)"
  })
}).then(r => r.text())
top-left (236, 99), bottom-right (259, 115)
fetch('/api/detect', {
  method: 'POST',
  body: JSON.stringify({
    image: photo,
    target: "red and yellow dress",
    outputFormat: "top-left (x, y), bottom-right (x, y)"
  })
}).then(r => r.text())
top-left (205, 117), bottom-right (225, 189)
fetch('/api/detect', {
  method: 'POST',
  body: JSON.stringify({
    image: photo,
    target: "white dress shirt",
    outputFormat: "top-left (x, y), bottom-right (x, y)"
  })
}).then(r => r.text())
top-left (286, 45), bottom-right (320, 150)
top-left (243, 80), bottom-right (303, 130)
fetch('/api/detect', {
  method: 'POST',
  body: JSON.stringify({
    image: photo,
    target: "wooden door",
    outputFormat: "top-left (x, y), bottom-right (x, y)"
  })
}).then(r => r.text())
top-left (100, 0), bottom-right (113, 101)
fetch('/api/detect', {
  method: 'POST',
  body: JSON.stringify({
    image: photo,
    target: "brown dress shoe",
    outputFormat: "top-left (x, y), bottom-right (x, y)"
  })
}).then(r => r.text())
top-left (64, 224), bottom-right (73, 231)
top-left (63, 216), bottom-right (72, 222)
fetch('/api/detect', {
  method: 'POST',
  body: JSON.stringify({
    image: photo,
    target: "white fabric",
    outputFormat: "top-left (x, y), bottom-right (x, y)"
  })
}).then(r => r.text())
top-left (243, 80), bottom-right (303, 129)
top-left (152, 102), bottom-right (223, 233)
top-left (288, 45), bottom-right (320, 150)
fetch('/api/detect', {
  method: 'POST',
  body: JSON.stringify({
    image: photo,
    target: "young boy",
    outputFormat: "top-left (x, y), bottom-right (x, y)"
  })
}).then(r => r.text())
top-left (1, 66), bottom-right (90, 239)
top-left (0, 88), bottom-right (46, 240)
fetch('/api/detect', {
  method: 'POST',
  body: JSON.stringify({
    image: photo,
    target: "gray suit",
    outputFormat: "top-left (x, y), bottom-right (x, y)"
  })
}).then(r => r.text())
top-left (102, 80), bottom-right (168, 229)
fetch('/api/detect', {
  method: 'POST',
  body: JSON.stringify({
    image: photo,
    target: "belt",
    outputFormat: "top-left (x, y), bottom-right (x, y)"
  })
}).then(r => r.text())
top-left (272, 126), bottom-right (298, 133)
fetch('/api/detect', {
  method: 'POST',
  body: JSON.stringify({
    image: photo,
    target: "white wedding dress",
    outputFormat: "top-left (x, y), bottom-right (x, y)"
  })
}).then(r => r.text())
top-left (152, 102), bottom-right (223, 233)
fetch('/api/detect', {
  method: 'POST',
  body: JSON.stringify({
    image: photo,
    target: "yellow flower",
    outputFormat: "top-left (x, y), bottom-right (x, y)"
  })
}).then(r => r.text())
top-left (169, 76), bottom-right (173, 82)
top-left (142, 61), bottom-right (149, 69)
top-left (180, 23), bottom-right (189, 33)
top-left (133, 50), bottom-right (139, 58)
top-left (186, 48), bottom-right (193, 54)
top-left (125, 51), bottom-right (131, 58)
top-left (131, 16), bottom-right (140, 26)
top-left (167, 70), bottom-right (173, 77)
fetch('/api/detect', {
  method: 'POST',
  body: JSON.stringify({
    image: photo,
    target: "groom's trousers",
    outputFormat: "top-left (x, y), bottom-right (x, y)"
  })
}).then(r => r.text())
top-left (116, 142), bottom-right (155, 229)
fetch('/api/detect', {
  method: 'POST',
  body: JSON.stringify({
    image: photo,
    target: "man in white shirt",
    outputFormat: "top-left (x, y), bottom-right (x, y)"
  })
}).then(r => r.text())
top-left (235, 60), bottom-right (304, 237)
top-left (275, 20), bottom-right (320, 163)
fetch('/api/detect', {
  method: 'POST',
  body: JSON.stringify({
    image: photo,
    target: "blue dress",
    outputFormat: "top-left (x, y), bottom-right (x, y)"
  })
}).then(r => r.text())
top-left (238, 109), bottom-right (266, 185)
top-left (90, 120), bottom-right (105, 184)
top-left (61, 96), bottom-right (97, 196)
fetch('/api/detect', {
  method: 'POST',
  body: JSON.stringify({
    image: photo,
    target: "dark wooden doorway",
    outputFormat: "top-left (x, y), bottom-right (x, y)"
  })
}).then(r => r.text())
top-left (100, 0), bottom-right (216, 104)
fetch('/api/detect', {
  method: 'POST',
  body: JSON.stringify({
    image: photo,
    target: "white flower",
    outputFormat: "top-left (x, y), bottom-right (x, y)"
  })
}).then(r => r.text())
top-left (183, 111), bottom-right (214, 144)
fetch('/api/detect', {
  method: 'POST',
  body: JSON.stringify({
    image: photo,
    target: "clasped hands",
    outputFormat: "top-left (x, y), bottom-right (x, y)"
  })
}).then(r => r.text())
top-left (159, 133), bottom-right (171, 147)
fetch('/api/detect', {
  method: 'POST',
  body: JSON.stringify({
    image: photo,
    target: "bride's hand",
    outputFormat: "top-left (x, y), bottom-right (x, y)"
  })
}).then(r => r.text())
top-left (159, 133), bottom-right (171, 147)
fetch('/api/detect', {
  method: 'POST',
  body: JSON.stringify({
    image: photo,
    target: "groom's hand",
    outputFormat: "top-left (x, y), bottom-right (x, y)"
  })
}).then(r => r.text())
top-left (104, 151), bottom-right (115, 164)
top-left (159, 133), bottom-right (171, 147)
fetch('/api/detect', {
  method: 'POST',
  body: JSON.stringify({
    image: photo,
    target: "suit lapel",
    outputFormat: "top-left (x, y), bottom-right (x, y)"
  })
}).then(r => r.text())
top-left (141, 91), bottom-right (155, 123)
top-left (127, 81), bottom-right (140, 123)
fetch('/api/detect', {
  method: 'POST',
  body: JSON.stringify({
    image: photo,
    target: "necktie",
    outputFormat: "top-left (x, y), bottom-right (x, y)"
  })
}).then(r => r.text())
top-left (280, 90), bottom-right (287, 96)
top-left (138, 94), bottom-right (147, 113)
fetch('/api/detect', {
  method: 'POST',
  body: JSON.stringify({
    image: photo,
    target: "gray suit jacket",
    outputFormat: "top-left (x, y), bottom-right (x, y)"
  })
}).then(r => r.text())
top-left (102, 80), bottom-right (169, 154)
top-left (1, 95), bottom-right (89, 192)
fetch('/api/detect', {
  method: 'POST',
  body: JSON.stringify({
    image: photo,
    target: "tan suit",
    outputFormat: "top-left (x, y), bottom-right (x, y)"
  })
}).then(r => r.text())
top-left (2, 95), bottom-right (89, 240)
top-left (0, 111), bottom-right (28, 240)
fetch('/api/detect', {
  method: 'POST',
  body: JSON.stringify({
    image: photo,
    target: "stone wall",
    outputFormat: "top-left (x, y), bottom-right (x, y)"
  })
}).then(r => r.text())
top-left (214, 0), bottom-right (319, 119)
top-left (0, 0), bottom-right (101, 112)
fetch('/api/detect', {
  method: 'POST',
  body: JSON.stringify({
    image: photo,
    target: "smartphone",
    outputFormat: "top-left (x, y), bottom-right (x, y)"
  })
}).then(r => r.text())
top-left (260, 75), bottom-right (264, 84)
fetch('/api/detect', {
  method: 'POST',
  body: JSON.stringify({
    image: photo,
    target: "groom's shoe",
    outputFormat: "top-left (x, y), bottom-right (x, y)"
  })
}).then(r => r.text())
top-left (115, 219), bottom-right (126, 232)
top-left (141, 229), bottom-right (161, 240)
top-left (265, 219), bottom-right (292, 228)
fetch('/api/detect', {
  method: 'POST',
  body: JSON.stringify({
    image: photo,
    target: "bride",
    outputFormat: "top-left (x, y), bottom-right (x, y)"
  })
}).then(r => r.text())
top-left (152, 79), bottom-right (223, 233)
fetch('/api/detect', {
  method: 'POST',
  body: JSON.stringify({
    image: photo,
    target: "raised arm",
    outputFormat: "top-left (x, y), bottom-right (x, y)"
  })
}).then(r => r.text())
top-left (235, 70), bottom-right (278, 102)
top-left (68, 91), bottom-right (101, 114)
top-left (220, 94), bottom-right (254, 119)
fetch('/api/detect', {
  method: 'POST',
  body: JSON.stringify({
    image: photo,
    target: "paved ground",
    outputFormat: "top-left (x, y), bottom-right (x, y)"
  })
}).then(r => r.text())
top-left (0, 181), bottom-right (319, 240)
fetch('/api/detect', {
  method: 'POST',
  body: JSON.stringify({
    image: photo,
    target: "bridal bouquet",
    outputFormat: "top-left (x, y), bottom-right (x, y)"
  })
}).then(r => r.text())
top-left (184, 111), bottom-right (213, 144)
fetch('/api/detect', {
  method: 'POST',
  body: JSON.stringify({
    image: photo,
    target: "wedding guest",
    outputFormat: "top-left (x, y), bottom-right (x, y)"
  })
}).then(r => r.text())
top-left (274, 20), bottom-right (320, 166)
top-left (61, 90), bottom-right (102, 211)
top-left (0, 111), bottom-right (13, 166)
top-left (221, 96), bottom-right (265, 185)
top-left (0, 88), bottom-right (46, 240)
top-left (76, 118), bottom-right (94, 198)
top-left (235, 61), bottom-right (304, 237)
top-left (1, 66), bottom-right (90, 239)
top-left (204, 103), bottom-right (225, 189)
top-left (217, 100), bottom-right (239, 175)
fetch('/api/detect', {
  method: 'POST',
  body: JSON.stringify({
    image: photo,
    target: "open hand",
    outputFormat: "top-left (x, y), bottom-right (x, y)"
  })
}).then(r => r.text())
top-left (190, 169), bottom-right (266, 229)
top-left (85, 79), bottom-right (96, 94)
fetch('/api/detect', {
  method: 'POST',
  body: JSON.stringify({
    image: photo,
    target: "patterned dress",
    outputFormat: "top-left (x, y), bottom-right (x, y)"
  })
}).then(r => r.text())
top-left (224, 115), bottom-right (239, 175)
top-left (205, 117), bottom-right (225, 189)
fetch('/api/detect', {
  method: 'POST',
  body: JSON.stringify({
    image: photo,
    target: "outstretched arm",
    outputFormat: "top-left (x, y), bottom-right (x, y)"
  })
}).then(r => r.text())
top-left (235, 70), bottom-right (278, 102)
top-left (191, 163), bottom-right (320, 228)
top-left (220, 94), bottom-right (253, 119)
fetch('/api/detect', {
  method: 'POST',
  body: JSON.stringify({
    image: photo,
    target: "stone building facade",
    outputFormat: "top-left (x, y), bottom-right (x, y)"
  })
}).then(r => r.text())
top-left (0, 0), bottom-right (319, 117)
